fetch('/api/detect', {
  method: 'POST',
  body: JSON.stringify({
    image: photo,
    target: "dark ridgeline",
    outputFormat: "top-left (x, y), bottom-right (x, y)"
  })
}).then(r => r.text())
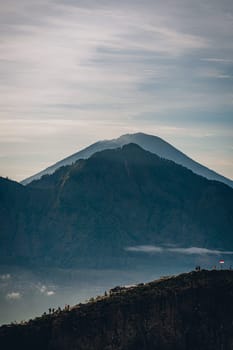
top-left (0, 143), bottom-right (233, 268)
top-left (1, 270), bottom-right (233, 350)
top-left (21, 133), bottom-right (233, 188)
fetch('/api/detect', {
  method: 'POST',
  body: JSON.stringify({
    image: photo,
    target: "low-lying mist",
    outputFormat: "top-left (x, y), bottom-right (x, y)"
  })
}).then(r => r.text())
top-left (1, 251), bottom-right (232, 325)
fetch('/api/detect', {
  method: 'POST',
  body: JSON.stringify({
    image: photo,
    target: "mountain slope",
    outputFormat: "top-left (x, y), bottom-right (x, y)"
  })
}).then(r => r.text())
top-left (21, 133), bottom-right (233, 188)
top-left (1, 144), bottom-right (233, 268)
top-left (1, 270), bottom-right (233, 350)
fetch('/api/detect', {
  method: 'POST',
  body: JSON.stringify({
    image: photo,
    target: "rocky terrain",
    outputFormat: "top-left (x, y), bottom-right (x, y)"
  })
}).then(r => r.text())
top-left (1, 270), bottom-right (233, 350)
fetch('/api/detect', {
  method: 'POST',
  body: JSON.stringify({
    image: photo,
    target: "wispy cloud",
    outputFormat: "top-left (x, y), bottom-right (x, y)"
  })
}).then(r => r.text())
top-left (168, 247), bottom-right (233, 255)
top-left (201, 58), bottom-right (233, 64)
top-left (126, 245), bottom-right (163, 253)
top-left (199, 68), bottom-right (233, 79)
top-left (46, 291), bottom-right (55, 296)
top-left (0, 0), bottom-right (233, 180)
top-left (6, 292), bottom-right (21, 300)
top-left (36, 283), bottom-right (55, 296)
top-left (125, 245), bottom-right (233, 255)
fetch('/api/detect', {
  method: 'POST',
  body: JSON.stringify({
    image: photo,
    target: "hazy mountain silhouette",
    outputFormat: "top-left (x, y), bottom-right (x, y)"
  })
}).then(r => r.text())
top-left (1, 144), bottom-right (233, 268)
top-left (21, 133), bottom-right (233, 188)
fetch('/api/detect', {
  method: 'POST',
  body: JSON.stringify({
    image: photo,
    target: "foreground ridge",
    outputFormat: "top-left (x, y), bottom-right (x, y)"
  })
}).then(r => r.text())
top-left (1, 270), bottom-right (233, 350)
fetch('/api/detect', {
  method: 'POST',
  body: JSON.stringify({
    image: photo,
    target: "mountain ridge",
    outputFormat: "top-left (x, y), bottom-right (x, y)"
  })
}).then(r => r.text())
top-left (21, 132), bottom-right (233, 188)
top-left (1, 144), bottom-right (233, 268)
top-left (1, 270), bottom-right (233, 350)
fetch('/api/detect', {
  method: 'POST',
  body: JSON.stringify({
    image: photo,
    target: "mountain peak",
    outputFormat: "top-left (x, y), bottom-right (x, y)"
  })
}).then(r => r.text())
top-left (1, 141), bottom-right (233, 269)
top-left (21, 132), bottom-right (233, 188)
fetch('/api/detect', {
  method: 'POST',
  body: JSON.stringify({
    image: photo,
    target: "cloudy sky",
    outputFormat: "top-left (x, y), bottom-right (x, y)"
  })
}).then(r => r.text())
top-left (0, 0), bottom-right (232, 181)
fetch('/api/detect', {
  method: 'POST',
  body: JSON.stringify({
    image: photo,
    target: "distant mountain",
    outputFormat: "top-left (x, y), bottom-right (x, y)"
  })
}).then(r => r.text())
top-left (21, 132), bottom-right (233, 188)
top-left (1, 270), bottom-right (233, 350)
top-left (1, 144), bottom-right (233, 268)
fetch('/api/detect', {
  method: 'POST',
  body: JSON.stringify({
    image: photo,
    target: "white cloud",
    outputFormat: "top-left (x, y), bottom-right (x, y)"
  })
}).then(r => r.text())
top-left (39, 285), bottom-right (47, 293)
top-left (125, 245), bottom-right (233, 255)
top-left (6, 292), bottom-right (21, 300)
top-left (168, 247), bottom-right (233, 255)
top-left (125, 245), bottom-right (163, 253)
top-left (37, 283), bottom-right (55, 296)
top-left (46, 290), bottom-right (55, 296)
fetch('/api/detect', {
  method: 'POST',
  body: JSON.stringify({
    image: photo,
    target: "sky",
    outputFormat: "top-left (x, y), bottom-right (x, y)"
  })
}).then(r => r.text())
top-left (0, 0), bottom-right (232, 181)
